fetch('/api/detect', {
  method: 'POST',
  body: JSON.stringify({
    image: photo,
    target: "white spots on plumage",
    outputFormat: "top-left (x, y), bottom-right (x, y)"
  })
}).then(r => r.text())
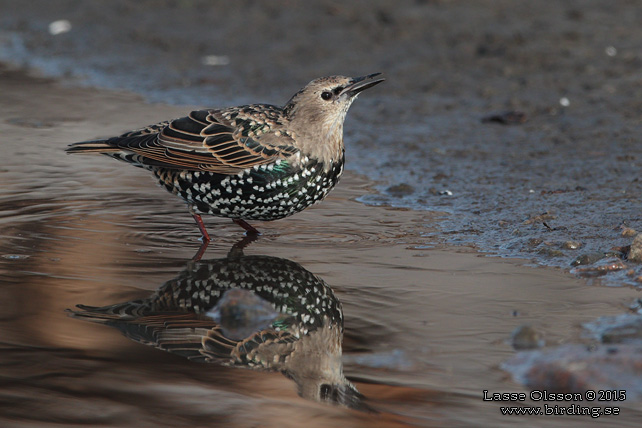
top-left (154, 154), bottom-right (344, 221)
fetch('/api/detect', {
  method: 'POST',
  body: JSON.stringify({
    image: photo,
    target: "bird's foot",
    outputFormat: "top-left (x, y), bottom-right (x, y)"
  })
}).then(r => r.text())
top-left (233, 218), bottom-right (261, 236)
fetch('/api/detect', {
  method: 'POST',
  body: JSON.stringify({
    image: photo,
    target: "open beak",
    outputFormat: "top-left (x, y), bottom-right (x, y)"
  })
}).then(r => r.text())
top-left (341, 73), bottom-right (385, 97)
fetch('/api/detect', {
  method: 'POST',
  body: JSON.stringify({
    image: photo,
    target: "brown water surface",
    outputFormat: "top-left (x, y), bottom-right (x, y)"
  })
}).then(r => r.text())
top-left (1, 67), bottom-right (641, 427)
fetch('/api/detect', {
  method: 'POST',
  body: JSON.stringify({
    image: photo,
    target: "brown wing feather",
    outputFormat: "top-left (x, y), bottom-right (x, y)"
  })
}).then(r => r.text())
top-left (110, 106), bottom-right (299, 174)
top-left (72, 306), bottom-right (294, 365)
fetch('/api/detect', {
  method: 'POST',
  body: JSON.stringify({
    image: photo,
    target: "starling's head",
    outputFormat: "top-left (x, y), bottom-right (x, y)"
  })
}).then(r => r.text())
top-left (285, 74), bottom-right (384, 123)
top-left (284, 74), bottom-right (384, 161)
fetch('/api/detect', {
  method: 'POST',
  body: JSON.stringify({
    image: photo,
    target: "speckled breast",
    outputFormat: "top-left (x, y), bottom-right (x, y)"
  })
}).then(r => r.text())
top-left (151, 255), bottom-right (344, 335)
top-left (152, 154), bottom-right (345, 221)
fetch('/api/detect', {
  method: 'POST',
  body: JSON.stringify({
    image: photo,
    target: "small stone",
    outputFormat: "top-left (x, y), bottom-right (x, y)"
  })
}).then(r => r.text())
top-left (629, 234), bottom-right (642, 263)
top-left (510, 324), bottom-right (544, 350)
top-left (561, 240), bottom-right (581, 250)
top-left (386, 183), bottom-right (414, 197)
top-left (622, 227), bottom-right (637, 238)
top-left (527, 238), bottom-right (543, 247)
top-left (571, 258), bottom-right (626, 277)
top-left (538, 248), bottom-right (564, 257)
top-left (571, 252), bottom-right (604, 266)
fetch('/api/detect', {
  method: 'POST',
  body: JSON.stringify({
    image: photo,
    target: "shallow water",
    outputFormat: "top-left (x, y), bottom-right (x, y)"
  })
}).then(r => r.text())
top-left (2, 1), bottom-right (642, 426)
top-left (2, 66), bottom-right (642, 426)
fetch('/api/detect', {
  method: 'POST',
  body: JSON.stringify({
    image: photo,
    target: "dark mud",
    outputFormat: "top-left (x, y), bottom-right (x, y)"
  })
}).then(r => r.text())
top-left (1, 0), bottom-right (640, 285)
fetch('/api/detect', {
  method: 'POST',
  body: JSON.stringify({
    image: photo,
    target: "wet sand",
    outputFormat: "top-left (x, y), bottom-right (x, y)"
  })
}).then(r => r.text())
top-left (1, 67), bottom-right (641, 427)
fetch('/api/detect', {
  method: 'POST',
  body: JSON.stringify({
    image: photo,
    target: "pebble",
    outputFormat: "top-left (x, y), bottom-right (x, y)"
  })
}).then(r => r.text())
top-left (622, 227), bottom-right (638, 237)
top-left (570, 252), bottom-right (604, 266)
top-left (561, 240), bottom-right (581, 250)
top-left (628, 234), bottom-right (642, 263)
top-left (386, 183), bottom-right (415, 197)
top-left (510, 324), bottom-right (544, 350)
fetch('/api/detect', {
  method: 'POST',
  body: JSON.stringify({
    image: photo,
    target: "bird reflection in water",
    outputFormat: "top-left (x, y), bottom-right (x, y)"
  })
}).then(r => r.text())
top-left (69, 238), bottom-right (369, 411)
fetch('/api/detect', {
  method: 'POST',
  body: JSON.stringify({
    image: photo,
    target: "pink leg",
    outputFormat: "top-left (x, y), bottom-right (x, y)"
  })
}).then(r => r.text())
top-left (191, 212), bottom-right (211, 242)
top-left (232, 218), bottom-right (260, 235)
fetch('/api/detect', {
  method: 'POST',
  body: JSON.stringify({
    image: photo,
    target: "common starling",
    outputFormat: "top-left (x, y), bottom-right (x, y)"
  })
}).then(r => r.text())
top-left (66, 73), bottom-right (384, 241)
top-left (69, 244), bottom-right (369, 410)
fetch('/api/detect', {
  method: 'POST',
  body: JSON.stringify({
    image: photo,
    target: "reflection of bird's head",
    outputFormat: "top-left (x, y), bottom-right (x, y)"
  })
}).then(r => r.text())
top-left (281, 318), bottom-right (373, 412)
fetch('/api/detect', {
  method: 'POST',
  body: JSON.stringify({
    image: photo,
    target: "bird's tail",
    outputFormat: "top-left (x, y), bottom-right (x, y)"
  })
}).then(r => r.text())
top-left (66, 140), bottom-right (120, 154)
top-left (67, 300), bottom-right (151, 323)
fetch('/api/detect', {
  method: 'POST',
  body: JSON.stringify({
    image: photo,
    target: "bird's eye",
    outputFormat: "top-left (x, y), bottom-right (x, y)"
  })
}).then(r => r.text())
top-left (320, 91), bottom-right (332, 101)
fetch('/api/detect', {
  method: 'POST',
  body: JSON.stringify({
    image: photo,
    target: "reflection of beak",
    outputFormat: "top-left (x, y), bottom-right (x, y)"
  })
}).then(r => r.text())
top-left (341, 73), bottom-right (385, 97)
